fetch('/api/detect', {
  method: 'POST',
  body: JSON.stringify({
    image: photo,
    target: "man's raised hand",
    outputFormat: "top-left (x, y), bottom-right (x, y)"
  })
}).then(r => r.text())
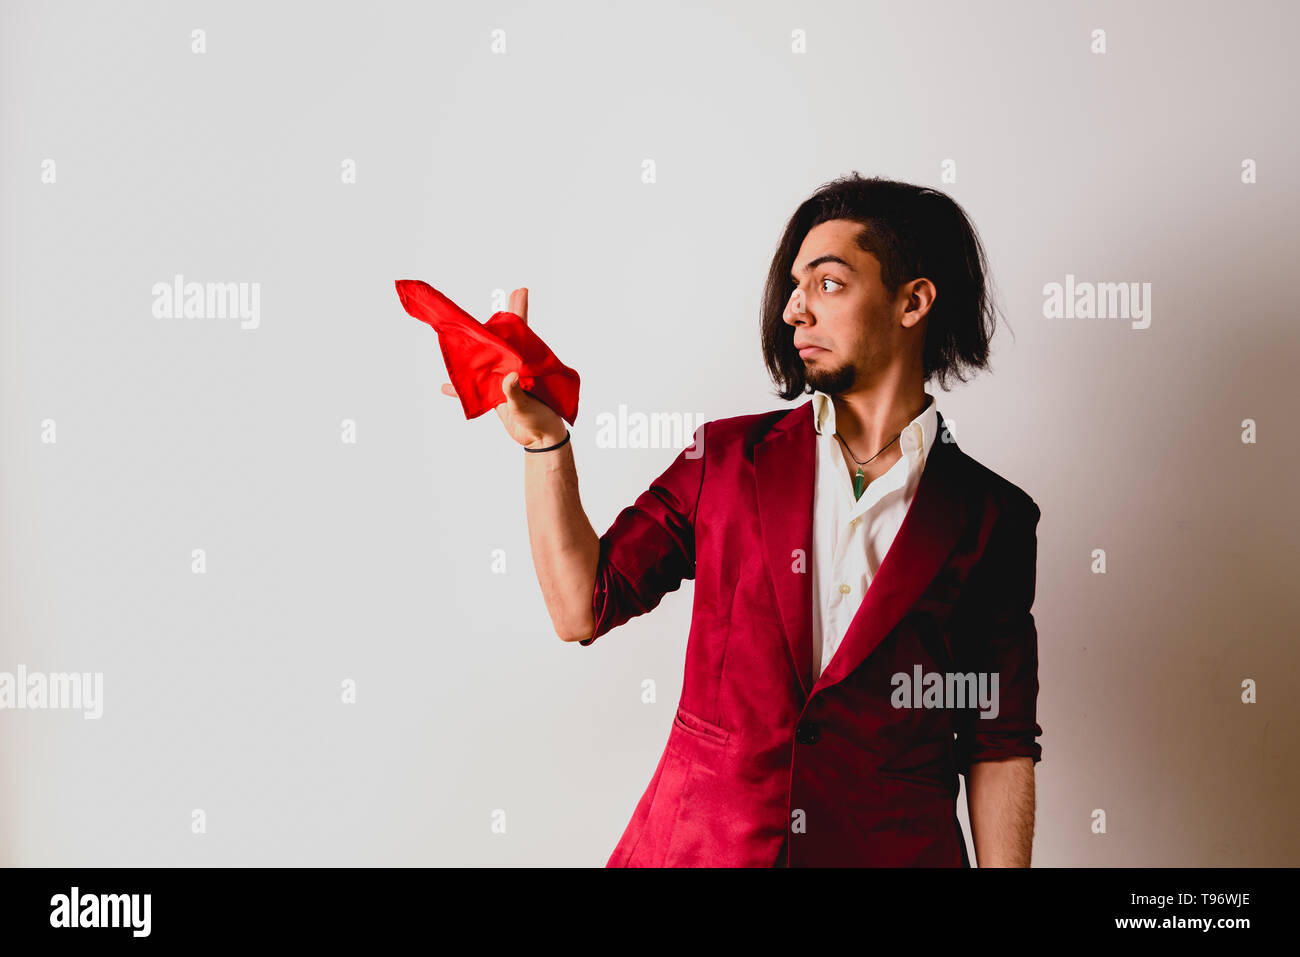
top-left (439, 287), bottom-right (568, 449)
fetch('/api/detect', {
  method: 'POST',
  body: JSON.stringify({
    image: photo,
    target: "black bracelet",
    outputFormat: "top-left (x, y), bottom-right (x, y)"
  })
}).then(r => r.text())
top-left (524, 429), bottom-right (571, 453)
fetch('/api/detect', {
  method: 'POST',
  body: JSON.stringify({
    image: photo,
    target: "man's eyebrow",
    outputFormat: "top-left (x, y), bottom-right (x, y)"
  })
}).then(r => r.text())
top-left (791, 254), bottom-right (855, 280)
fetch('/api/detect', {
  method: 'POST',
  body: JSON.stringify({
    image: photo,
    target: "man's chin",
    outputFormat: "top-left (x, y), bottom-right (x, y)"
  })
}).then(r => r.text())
top-left (804, 363), bottom-right (856, 394)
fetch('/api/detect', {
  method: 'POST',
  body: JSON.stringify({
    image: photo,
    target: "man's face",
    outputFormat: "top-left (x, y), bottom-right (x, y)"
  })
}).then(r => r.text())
top-left (781, 219), bottom-right (901, 395)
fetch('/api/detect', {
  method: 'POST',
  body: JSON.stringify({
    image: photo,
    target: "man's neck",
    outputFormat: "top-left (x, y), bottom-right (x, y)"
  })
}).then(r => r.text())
top-left (829, 384), bottom-right (928, 454)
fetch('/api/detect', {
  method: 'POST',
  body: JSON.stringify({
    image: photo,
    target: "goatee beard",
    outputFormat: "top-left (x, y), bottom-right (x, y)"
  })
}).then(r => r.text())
top-left (804, 362), bottom-right (856, 395)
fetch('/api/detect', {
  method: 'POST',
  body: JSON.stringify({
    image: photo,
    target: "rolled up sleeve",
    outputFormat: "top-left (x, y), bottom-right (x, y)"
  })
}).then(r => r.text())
top-left (951, 496), bottom-right (1044, 771)
top-left (579, 422), bottom-right (709, 646)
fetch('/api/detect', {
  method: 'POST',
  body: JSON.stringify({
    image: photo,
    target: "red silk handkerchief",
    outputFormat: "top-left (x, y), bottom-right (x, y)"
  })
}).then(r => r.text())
top-left (395, 279), bottom-right (581, 426)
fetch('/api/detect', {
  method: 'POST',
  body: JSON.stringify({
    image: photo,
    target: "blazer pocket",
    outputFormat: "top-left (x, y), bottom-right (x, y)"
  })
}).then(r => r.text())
top-left (673, 705), bottom-right (732, 746)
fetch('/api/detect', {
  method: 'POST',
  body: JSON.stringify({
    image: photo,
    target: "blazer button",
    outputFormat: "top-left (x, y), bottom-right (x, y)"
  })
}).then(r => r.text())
top-left (795, 721), bottom-right (820, 745)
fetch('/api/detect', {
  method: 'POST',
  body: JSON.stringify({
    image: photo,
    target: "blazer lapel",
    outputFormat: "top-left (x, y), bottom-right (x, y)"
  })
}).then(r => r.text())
top-left (754, 402), bottom-right (818, 698)
top-left (754, 401), bottom-right (973, 702)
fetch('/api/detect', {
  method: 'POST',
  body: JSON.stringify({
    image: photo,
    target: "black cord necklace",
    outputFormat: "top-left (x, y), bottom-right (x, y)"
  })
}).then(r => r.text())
top-left (833, 430), bottom-right (901, 501)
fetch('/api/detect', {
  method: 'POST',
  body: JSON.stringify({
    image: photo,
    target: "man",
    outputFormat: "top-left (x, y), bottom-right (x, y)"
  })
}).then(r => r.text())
top-left (445, 173), bottom-right (1043, 867)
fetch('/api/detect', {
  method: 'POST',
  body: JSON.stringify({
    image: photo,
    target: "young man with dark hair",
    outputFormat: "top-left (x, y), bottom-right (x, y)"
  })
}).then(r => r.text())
top-left (447, 173), bottom-right (1043, 867)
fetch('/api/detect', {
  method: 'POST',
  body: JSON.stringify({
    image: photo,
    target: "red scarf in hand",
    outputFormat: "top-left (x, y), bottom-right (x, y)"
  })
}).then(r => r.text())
top-left (395, 279), bottom-right (581, 425)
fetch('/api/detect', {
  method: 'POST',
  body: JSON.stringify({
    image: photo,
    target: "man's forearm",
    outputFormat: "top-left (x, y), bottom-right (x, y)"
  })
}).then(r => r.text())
top-left (966, 756), bottom-right (1035, 866)
top-left (523, 435), bottom-right (601, 641)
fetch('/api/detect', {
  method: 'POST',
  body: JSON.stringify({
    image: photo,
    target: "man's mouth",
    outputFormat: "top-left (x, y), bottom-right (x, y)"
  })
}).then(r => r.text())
top-left (798, 346), bottom-right (827, 358)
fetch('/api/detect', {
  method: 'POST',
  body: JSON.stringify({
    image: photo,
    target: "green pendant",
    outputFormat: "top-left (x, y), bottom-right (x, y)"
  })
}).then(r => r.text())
top-left (853, 467), bottom-right (866, 501)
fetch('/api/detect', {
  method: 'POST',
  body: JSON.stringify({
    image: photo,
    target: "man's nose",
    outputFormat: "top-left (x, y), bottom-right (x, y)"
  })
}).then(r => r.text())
top-left (783, 287), bottom-right (808, 324)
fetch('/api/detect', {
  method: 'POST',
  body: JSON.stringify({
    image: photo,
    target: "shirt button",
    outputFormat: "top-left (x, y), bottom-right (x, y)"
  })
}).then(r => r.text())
top-left (838, 583), bottom-right (851, 594)
top-left (849, 517), bottom-right (859, 528)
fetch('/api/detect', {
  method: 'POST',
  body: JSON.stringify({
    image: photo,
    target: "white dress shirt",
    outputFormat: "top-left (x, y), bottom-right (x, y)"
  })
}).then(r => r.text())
top-left (808, 390), bottom-right (939, 679)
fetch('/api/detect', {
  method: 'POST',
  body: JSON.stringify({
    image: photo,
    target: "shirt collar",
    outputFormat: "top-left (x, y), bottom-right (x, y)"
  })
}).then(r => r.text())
top-left (811, 389), bottom-right (939, 465)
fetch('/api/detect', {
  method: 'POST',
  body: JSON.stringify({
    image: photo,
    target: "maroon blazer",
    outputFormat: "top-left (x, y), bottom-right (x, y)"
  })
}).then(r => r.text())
top-left (580, 399), bottom-right (1043, 867)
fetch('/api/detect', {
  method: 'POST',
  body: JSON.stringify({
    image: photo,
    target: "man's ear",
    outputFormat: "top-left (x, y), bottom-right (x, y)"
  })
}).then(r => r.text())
top-left (901, 277), bottom-right (936, 328)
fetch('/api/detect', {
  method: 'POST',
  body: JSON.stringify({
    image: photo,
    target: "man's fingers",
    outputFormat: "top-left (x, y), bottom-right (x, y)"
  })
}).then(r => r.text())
top-left (501, 371), bottom-right (521, 402)
top-left (503, 371), bottom-right (537, 413)
top-left (509, 287), bottom-right (529, 326)
top-left (440, 382), bottom-right (458, 398)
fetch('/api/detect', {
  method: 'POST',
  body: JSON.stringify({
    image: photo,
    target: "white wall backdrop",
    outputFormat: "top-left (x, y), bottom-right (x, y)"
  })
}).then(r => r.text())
top-left (1, 0), bottom-right (1296, 866)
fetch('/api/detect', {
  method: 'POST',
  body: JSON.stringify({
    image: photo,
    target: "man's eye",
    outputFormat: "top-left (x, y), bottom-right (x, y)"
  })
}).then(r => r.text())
top-left (792, 276), bottom-right (843, 291)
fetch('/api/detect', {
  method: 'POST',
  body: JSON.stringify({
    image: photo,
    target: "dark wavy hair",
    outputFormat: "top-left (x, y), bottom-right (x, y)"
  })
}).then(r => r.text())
top-left (761, 172), bottom-right (1004, 399)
